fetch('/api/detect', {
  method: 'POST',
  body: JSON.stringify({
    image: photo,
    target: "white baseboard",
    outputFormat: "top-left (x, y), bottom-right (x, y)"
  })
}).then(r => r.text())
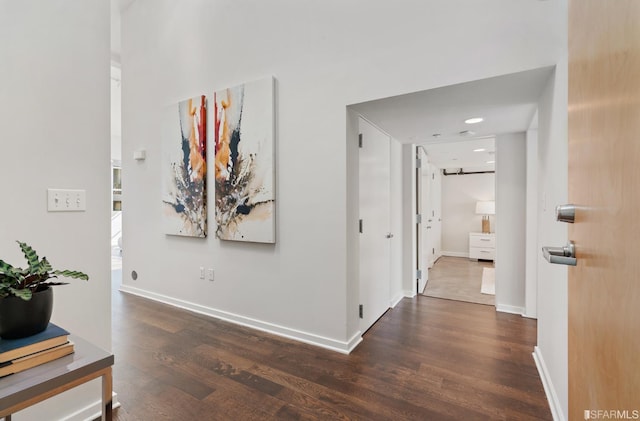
top-left (346, 331), bottom-right (362, 353)
top-left (441, 251), bottom-right (469, 258)
top-left (119, 285), bottom-right (356, 354)
top-left (533, 346), bottom-right (565, 421)
top-left (390, 292), bottom-right (405, 308)
top-left (404, 289), bottom-right (416, 298)
top-left (59, 392), bottom-right (119, 421)
top-left (496, 304), bottom-right (525, 315)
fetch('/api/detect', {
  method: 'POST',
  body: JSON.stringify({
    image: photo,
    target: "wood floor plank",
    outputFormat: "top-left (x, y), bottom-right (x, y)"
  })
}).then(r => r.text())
top-left (110, 287), bottom-right (551, 420)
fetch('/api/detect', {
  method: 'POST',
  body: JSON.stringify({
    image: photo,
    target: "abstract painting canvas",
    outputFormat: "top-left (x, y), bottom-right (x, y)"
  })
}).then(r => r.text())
top-left (161, 95), bottom-right (207, 237)
top-left (214, 77), bottom-right (275, 243)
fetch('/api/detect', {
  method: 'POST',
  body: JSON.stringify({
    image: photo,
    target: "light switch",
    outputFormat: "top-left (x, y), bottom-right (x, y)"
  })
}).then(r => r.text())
top-left (47, 189), bottom-right (86, 212)
top-left (134, 149), bottom-right (146, 160)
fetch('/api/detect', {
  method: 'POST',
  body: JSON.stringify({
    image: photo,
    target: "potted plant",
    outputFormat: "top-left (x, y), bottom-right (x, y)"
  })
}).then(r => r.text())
top-left (0, 241), bottom-right (88, 339)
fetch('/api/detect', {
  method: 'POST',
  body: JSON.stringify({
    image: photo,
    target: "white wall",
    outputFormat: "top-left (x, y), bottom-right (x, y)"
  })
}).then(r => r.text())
top-left (121, 0), bottom-right (566, 351)
top-left (390, 137), bottom-right (404, 306)
top-left (109, 0), bottom-right (122, 63)
top-left (441, 173), bottom-right (495, 256)
top-left (111, 65), bottom-right (122, 162)
top-left (0, 1), bottom-right (111, 420)
top-left (534, 65), bottom-right (569, 421)
top-left (402, 144), bottom-right (418, 297)
top-left (495, 133), bottom-right (527, 314)
top-left (525, 126), bottom-right (539, 318)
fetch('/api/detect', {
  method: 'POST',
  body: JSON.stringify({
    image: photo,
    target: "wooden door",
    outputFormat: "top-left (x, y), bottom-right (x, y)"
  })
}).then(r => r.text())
top-left (359, 118), bottom-right (391, 332)
top-left (568, 0), bottom-right (640, 417)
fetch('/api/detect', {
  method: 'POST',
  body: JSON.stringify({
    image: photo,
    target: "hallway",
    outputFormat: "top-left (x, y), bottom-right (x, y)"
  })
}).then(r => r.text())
top-left (109, 289), bottom-right (550, 420)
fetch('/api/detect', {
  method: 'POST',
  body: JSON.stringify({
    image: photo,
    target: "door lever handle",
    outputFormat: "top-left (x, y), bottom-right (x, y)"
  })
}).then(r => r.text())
top-left (556, 204), bottom-right (575, 223)
top-left (542, 241), bottom-right (577, 266)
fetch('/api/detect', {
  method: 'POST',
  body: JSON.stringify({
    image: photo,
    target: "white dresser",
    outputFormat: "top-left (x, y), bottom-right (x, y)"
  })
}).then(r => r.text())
top-left (469, 232), bottom-right (495, 261)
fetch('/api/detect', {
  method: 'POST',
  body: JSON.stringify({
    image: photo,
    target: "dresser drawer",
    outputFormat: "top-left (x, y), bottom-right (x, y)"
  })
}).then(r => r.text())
top-left (470, 234), bottom-right (495, 248)
top-left (469, 247), bottom-right (495, 260)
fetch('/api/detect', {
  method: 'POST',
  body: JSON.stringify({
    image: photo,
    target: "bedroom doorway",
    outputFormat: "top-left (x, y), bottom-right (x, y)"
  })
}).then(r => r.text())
top-left (418, 139), bottom-right (495, 306)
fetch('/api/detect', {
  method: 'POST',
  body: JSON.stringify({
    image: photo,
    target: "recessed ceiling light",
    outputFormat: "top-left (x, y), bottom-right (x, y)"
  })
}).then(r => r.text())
top-left (459, 130), bottom-right (475, 137)
top-left (473, 148), bottom-right (486, 152)
top-left (465, 117), bottom-right (484, 124)
top-left (486, 160), bottom-right (495, 164)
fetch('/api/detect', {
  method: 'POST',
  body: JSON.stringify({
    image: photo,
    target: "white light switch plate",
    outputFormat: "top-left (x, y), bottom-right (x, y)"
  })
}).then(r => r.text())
top-left (47, 189), bottom-right (86, 212)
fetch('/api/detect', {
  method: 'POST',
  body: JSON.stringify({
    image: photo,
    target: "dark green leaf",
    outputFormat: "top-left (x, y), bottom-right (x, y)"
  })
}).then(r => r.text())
top-left (52, 270), bottom-right (89, 281)
top-left (17, 241), bottom-right (41, 272)
top-left (0, 259), bottom-right (16, 275)
top-left (37, 257), bottom-right (53, 275)
top-left (9, 287), bottom-right (32, 301)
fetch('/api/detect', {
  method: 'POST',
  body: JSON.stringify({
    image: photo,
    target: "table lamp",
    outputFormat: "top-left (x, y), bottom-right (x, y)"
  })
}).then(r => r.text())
top-left (475, 201), bottom-right (495, 233)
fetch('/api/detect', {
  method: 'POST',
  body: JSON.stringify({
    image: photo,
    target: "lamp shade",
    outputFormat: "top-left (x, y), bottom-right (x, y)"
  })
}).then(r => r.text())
top-left (475, 201), bottom-right (495, 215)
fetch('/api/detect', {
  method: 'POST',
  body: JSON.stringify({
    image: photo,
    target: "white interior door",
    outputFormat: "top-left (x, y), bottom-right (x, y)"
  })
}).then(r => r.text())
top-left (422, 160), bottom-right (434, 269)
top-left (431, 168), bottom-right (442, 260)
top-left (359, 118), bottom-right (391, 332)
top-left (416, 147), bottom-right (427, 293)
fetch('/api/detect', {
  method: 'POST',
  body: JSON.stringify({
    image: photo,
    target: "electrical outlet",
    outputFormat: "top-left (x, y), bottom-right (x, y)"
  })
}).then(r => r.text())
top-left (47, 189), bottom-right (86, 212)
top-left (199, 267), bottom-right (205, 279)
top-left (208, 269), bottom-right (214, 281)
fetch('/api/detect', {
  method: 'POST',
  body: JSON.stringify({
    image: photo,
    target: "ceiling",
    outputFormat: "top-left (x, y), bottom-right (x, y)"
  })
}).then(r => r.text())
top-left (351, 66), bottom-right (553, 169)
top-left (420, 137), bottom-right (495, 170)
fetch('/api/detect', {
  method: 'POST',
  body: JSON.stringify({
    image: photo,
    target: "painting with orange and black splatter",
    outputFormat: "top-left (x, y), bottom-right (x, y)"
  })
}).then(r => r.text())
top-left (214, 77), bottom-right (275, 243)
top-left (161, 95), bottom-right (207, 237)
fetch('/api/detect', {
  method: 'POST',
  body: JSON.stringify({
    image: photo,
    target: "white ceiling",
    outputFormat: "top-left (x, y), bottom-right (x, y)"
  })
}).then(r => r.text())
top-left (351, 66), bottom-right (553, 169)
top-left (421, 137), bottom-right (495, 170)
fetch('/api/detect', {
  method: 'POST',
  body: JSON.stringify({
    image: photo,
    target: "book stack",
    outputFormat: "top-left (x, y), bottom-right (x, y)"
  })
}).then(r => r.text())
top-left (0, 323), bottom-right (74, 377)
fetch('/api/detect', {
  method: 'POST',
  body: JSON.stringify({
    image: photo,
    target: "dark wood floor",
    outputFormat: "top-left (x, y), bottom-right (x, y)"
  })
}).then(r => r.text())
top-left (110, 290), bottom-right (551, 420)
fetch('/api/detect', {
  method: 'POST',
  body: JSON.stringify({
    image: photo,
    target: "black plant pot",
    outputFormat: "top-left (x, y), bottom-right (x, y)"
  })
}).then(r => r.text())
top-left (0, 287), bottom-right (53, 339)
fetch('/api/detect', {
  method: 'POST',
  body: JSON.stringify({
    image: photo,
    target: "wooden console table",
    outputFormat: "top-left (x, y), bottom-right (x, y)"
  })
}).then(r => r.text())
top-left (0, 335), bottom-right (114, 421)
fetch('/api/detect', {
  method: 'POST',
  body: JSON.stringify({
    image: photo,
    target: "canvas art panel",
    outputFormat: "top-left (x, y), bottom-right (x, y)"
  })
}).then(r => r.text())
top-left (214, 77), bottom-right (275, 243)
top-left (161, 95), bottom-right (207, 237)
